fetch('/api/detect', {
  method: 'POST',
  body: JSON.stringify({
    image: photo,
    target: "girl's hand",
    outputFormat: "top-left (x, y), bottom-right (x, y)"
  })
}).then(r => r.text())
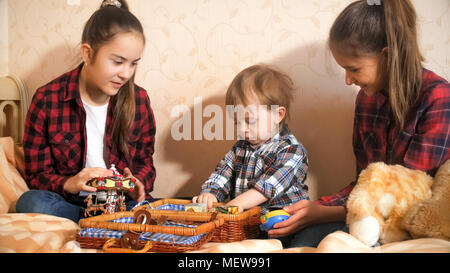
top-left (124, 167), bottom-right (146, 203)
top-left (192, 193), bottom-right (218, 209)
top-left (63, 167), bottom-right (113, 194)
top-left (268, 200), bottom-right (322, 238)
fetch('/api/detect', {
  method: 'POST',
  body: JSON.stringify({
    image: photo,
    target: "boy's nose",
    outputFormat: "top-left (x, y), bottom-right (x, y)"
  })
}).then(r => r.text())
top-left (238, 122), bottom-right (248, 133)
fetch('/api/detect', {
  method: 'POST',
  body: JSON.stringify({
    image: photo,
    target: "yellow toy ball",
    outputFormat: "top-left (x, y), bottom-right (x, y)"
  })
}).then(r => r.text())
top-left (260, 210), bottom-right (290, 231)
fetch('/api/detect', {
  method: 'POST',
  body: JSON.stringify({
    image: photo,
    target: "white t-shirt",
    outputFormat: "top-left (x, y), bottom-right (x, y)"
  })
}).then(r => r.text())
top-left (82, 99), bottom-right (109, 169)
top-left (80, 99), bottom-right (109, 200)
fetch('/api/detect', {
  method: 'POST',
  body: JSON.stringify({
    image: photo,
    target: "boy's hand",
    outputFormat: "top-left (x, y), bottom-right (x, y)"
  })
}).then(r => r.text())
top-left (192, 193), bottom-right (218, 210)
top-left (224, 200), bottom-right (243, 213)
top-left (224, 188), bottom-right (268, 212)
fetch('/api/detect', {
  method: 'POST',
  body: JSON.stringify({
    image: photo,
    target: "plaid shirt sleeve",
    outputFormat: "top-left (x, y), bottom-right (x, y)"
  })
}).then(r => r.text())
top-left (402, 76), bottom-right (450, 174)
top-left (316, 182), bottom-right (356, 207)
top-left (250, 145), bottom-right (308, 201)
top-left (129, 88), bottom-right (157, 196)
top-left (23, 87), bottom-right (69, 196)
top-left (200, 148), bottom-right (236, 202)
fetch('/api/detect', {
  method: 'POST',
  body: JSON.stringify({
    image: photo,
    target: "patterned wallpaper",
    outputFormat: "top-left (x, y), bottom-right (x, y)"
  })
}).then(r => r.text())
top-left (0, 0), bottom-right (7, 76)
top-left (4, 0), bottom-right (450, 199)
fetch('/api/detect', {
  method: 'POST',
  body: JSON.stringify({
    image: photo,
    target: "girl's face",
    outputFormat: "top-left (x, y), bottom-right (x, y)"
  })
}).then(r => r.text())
top-left (82, 32), bottom-right (144, 103)
top-left (233, 91), bottom-right (286, 146)
top-left (331, 47), bottom-right (388, 96)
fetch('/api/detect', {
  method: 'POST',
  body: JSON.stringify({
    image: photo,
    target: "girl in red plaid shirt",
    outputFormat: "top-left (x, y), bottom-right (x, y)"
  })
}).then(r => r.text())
top-left (270, 0), bottom-right (450, 247)
top-left (16, 0), bottom-right (156, 223)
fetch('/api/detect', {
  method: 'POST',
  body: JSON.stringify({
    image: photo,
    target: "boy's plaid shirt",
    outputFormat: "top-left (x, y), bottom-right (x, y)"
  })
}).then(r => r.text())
top-left (201, 124), bottom-right (309, 214)
top-left (318, 69), bottom-right (450, 207)
top-left (23, 64), bottom-right (157, 202)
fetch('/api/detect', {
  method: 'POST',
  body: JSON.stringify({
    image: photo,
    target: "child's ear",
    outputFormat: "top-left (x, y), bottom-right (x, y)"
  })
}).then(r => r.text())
top-left (80, 43), bottom-right (94, 65)
top-left (276, 106), bottom-right (286, 124)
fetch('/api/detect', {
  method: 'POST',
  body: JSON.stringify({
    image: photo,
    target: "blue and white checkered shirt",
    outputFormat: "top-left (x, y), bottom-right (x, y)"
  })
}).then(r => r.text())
top-left (200, 124), bottom-right (309, 214)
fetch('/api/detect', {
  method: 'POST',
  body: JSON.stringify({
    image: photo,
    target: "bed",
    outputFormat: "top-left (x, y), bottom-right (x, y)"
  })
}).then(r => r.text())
top-left (0, 75), bottom-right (448, 253)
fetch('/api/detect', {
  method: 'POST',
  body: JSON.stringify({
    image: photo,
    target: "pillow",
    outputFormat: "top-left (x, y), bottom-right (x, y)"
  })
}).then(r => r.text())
top-left (0, 213), bottom-right (82, 253)
top-left (0, 137), bottom-right (29, 213)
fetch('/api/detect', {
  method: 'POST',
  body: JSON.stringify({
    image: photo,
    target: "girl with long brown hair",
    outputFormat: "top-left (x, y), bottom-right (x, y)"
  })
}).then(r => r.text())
top-left (17, 0), bottom-right (156, 223)
top-left (269, 0), bottom-right (449, 247)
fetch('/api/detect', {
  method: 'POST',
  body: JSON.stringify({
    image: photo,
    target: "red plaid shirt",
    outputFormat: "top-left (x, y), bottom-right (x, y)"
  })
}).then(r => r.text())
top-left (318, 69), bottom-right (450, 206)
top-left (23, 64), bottom-right (156, 202)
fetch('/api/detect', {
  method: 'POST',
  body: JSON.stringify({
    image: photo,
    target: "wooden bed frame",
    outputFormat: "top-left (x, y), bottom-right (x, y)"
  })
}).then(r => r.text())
top-left (0, 75), bottom-right (29, 145)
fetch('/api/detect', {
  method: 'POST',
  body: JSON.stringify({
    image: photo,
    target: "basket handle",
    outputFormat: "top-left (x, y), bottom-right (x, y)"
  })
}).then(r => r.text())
top-left (102, 239), bottom-right (153, 253)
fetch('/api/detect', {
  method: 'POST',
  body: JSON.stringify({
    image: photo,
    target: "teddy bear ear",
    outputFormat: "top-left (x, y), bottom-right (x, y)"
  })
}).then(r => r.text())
top-left (400, 203), bottom-right (427, 239)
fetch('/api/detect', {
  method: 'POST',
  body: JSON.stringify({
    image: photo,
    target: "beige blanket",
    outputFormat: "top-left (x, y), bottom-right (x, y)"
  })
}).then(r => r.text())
top-left (193, 231), bottom-right (450, 253)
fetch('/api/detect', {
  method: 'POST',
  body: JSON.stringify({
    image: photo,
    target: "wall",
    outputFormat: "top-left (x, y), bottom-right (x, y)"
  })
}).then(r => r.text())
top-left (0, 0), bottom-right (8, 76)
top-left (5, 0), bottom-right (450, 200)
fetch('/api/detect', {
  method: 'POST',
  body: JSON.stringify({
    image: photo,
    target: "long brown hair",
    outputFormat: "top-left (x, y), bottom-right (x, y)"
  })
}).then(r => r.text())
top-left (329, 0), bottom-right (424, 129)
top-left (81, 0), bottom-right (145, 156)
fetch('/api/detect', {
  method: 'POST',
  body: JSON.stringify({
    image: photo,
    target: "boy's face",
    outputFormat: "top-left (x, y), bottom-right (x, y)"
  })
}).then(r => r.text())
top-left (232, 91), bottom-right (286, 145)
top-left (331, 47), bottom-right (388, 97)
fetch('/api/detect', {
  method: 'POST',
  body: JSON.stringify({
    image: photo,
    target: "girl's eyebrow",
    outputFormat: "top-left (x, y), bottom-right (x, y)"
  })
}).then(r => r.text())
top-left (111, 54), bottom-right (141, 62)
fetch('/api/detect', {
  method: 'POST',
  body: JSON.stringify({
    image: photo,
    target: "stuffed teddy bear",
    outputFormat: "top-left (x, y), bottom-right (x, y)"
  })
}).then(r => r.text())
top-left (346, 162), bottom-right (433, 246)
top-left (401, 159), bottom-right (450, 240)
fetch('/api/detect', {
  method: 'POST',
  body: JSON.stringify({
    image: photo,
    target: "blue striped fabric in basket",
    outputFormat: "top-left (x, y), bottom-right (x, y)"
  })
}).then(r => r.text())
top-left (78, 217), bottom-right (205, 245)
top-left (151, 204), bottom-right (185, 211)
top-left (135, 200), bottom-right (186, 211)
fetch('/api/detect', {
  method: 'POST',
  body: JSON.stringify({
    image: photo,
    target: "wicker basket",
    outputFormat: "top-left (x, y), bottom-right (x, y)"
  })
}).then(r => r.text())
top-left (140, 199), bottom-right (261, 242)
top-left (76, 209), bottom-right (224, 253)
